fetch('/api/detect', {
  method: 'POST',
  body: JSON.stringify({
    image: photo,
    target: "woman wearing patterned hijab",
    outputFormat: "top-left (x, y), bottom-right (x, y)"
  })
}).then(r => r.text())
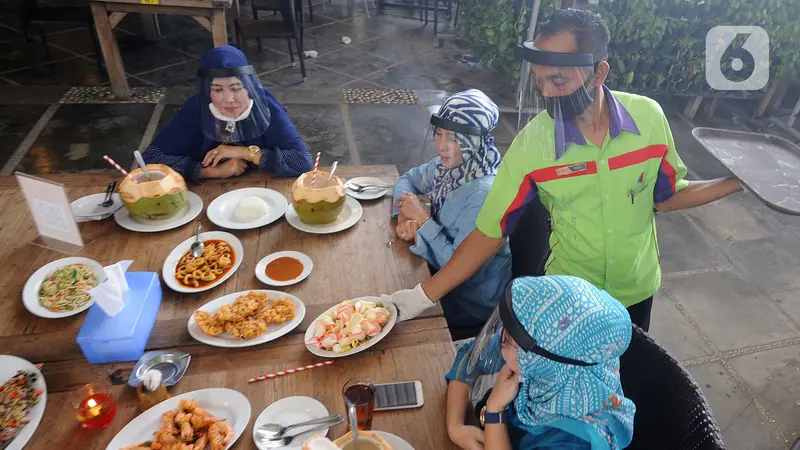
top-left (391, 89), bottom-right (511, 338)
top-left (445, 275), bottom-right (635, 450)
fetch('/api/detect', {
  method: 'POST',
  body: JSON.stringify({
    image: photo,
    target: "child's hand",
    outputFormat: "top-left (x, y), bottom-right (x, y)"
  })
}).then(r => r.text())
top-left (486, 364), bottom-right (520, 412)
top-left (447, 424), bottom-right (484, 450)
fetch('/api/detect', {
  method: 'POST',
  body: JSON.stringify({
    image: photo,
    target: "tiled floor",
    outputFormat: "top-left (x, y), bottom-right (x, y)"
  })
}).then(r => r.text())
top-left (1, 1), bottom-right (800, 448)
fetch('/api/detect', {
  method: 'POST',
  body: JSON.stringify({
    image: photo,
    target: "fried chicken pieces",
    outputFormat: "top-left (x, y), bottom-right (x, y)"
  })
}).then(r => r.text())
top-left (121, 399), bottom-right (233, 450)
top-left (193, 292), bottom-right (296, 340)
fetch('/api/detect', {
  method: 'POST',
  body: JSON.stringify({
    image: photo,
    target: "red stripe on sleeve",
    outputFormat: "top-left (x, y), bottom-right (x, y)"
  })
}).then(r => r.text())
top-left (660, 158), bottom-right (677, 191)
top-left (500, 173), bottom-right (536, 236)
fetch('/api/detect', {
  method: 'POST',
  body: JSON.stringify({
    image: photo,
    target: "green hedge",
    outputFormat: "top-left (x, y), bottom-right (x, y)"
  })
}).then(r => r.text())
top-left (456, 0), bottom-right (800, 97)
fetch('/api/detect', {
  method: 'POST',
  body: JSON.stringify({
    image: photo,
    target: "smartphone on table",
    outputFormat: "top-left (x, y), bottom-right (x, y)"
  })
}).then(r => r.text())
top-left (374, 381), bottom-right (424, 411)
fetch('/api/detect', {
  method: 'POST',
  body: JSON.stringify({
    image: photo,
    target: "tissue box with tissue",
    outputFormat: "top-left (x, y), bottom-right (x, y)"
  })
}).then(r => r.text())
top-left (77, 271), bottom-right (162, 364)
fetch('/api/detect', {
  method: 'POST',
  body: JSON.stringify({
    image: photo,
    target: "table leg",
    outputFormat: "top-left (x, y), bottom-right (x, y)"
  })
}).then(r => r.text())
top-left (211, 9), bottom-right (228, 47)
top-left (90, 2), bottom-right (130, 100)
top-left (140, 13), bottom-right (160, 41)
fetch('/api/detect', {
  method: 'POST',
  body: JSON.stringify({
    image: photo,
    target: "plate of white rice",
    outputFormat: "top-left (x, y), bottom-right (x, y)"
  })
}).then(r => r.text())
top-left (206, 188), bottom-right (288, 230)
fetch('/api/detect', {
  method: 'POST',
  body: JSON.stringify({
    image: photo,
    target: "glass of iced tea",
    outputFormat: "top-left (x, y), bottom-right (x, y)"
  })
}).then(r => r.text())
top-left (342, 377), bottom-right (376, 431)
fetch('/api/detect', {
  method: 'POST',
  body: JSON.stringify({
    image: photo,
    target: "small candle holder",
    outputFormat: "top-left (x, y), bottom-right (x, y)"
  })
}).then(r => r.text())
top-left (70, 383), bottom-right (118, 429)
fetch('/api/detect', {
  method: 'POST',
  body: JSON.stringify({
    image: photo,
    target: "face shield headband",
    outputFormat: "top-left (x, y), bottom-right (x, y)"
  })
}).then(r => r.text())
top-left (429, 113), bottom-right (488, 137)
top-left (499, 281), bottom-right (598, 367)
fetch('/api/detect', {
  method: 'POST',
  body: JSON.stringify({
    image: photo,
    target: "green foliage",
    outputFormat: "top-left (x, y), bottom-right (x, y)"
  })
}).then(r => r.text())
top-left (457, 0), bottom-right (800, 97)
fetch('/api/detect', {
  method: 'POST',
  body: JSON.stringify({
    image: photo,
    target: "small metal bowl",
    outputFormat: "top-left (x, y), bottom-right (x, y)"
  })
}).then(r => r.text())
top-left (128, 350), bottom-right (191, 388)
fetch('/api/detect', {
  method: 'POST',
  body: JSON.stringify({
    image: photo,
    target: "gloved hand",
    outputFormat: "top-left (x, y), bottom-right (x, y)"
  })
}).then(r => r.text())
top-left (381, 284), bottom-right (435, 322)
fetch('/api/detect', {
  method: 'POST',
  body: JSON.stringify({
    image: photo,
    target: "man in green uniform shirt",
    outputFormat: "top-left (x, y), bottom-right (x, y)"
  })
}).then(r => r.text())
top-left (382, 8), bottom-right (743, 331)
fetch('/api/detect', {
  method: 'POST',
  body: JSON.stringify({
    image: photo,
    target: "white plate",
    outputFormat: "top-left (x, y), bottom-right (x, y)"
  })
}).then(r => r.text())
top-left (345, 177), bottom-right (391, 201)
top-left (0, 355), bottom-right (47, 450)
top-left (374, 431), bottom-right (415, 450)
top-left (187, 289), bottom-right (306, 348)
top-left (304, 298), bottom-right (397, 358)
top-left (207, 188), bottom-right (288, 230)
top-left (285, 196), bottom-right (363, 235)
top-left (22, 257), bottom-right (107, 319)
top-left (105, 388), bottom-right (250, 450)
top-left (255, 251), bottom-right (313, 287)
top-left (253, 396), bottom-right (330, 450)
top-left (162, 231), bottom-right (243, 293)
top-left (114, 191), bottom-right (203, 233)
top-left (70, 193), bottom-right (124, 218)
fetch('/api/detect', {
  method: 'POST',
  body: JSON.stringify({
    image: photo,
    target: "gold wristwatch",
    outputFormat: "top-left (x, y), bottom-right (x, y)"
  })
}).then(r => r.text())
top-left (248, 145), bottom-right (261, 164)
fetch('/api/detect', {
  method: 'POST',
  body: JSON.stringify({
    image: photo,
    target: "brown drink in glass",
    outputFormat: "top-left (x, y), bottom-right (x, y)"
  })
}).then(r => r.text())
top-left (342, 377), bottom-right (376, 431)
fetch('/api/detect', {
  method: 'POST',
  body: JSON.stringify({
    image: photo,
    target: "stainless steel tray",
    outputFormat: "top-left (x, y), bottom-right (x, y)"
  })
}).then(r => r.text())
top-left (692, 127), bottom-right (800, 215)
top-left (128, 350), bottom-right (191, 387)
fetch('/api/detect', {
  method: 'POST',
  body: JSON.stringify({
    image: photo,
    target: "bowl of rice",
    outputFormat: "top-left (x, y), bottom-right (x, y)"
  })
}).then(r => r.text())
top-left (22, 257), bottom-right (106, 319)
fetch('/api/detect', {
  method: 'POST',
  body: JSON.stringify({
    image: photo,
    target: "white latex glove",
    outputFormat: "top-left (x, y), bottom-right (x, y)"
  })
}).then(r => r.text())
top-left (381, 284), bottom-right (435, 322)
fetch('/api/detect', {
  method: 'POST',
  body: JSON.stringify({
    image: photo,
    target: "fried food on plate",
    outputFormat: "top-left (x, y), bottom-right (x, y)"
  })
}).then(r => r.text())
top-left (122, 399), bottom-right (227, 450)
top-left (193, 292), bottom-right (297, 341)
top-left (194, 311), bottom-right (225, 336)
top-left (224, 317), bottom-right (268, 340)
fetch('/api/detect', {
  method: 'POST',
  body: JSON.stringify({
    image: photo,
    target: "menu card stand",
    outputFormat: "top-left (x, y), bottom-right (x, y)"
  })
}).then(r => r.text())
top-left (15, 172), bottom-right (92, 254)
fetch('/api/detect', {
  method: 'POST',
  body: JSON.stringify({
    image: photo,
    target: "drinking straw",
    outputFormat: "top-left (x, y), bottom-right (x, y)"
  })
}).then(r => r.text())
top-left (103, 155), bottom-right (137, 184)
top-left (311, 152), bottom-right (321, 188)
top-left (248, 360), bottom-right (334, 383)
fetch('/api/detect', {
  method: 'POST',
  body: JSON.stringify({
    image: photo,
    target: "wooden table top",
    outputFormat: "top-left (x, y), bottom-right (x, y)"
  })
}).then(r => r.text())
top-left (0, 165), bottom-right (456, 450)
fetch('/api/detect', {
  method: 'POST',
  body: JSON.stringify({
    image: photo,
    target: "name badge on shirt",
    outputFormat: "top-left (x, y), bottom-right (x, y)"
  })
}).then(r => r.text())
top-left (555, 162), bottom-right (588, 177)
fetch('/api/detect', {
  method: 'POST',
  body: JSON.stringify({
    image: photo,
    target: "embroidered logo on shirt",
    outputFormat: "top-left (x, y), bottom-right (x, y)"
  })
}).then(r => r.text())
top-left (555, 162), bottom-right (588, 177)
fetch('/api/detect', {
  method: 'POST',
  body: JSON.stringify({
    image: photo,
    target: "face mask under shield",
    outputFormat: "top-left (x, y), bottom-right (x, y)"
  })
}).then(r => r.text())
top-left (416, 112), bottom-right (488, 170)
top-left (515, 41), bottom-right (607, 161)
top-left (197, 65), bottom-right (272, 143)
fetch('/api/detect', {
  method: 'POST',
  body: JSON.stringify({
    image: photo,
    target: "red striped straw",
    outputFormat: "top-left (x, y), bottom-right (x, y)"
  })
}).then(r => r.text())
top-left (248, 360), bottom-right (334, 383)
top-left (103, 155), bottom-right (137, 184)
top-left (310, 152), bottom-right (321, 188)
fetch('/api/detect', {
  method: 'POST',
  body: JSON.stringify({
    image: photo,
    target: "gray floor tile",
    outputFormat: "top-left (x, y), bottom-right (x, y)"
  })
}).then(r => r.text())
top-left (664, 271), bottom-right (798, 350)
top-left (121, 43), bottom-right (195, 76)
top-left (262, 61), bottom-right (356, 88)
top-left (2, 57), bottom-right (103, 86)
top-left (771, 289), bottom-right (800, 327)
top-left (308, 20), bottom-right (379, 44)
top-left (41, 28), bottom-right (96, 56)
top-left (314, 46), bottom-right (392, 77)
top-left (135, 61), bottom-right (199, 87)
top-left (346, 103), bottom-right (427, 173)
top-left (686, 362), bottom-right (753, 430)
top-left (286, 104), bottom-right (351, 165)
top-left (721, 232), bottom-right (800, 295)
top-left (649, 292), bottom-right (713, 360)
top-left (722, 403), bottom-right (787, 450)
top-left (685, 196), bottom-right (774, 243)
top-left (655, 211), bottom-right (732, 275)
top-left (0, 39), bottom-right (73, 73)
top-left (0, 104), bottom-right (48, 168)
top-left (18, 103), bottom-right (153, 174)
top-left (728, 345), bottom-right (800, 435)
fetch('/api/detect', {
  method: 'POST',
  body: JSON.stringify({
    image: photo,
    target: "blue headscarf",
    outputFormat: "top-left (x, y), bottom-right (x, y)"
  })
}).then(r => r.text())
top-left (430, 89), bottom-right (502, 214)
top-left (510, 276), bottom-right (635, 449)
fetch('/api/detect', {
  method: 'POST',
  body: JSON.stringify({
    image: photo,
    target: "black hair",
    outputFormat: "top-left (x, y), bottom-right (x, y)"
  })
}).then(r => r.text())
top-left (537, 8), bottom-right (610, 55)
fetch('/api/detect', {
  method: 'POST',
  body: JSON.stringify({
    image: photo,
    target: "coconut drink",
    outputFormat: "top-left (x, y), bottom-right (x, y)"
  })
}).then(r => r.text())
top-left (291, 170), bottom-right (346, 225)
top-left (118, 164), bottom-right (188, 222)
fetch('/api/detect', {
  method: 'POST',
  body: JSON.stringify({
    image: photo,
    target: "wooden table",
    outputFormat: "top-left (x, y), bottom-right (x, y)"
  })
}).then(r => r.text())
top-left (90, 0), bottom-right (232, 101)
top-left (0, 166), bottom-right (457, 450)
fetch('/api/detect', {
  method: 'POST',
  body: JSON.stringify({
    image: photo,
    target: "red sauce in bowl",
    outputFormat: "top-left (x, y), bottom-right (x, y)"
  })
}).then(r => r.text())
top-left (266, 257), bottom-right (304, 281)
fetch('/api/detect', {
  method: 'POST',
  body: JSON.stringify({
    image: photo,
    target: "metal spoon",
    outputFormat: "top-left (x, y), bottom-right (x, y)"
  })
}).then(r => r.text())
top-left (258, 418), bottom-right (344, 448)
top-left (255, 414), bottom-right (342, 440)
top-left (190, 222), bottom-right (204, 258)
top-left (347, 183), bottom-right (393, 193)
top-left (348, 404), bottom-right (360, 450)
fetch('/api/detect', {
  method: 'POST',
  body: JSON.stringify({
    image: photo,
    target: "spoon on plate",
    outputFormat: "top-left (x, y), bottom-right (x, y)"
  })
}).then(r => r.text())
top-left (258, 418), bottom-right (344, 448)
top-left (190, 222), bottom-right (204, 258)
top-left (255, 414), bottom-right (342, 439)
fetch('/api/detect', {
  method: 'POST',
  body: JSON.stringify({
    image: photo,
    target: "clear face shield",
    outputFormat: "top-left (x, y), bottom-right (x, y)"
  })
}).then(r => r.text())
top-left (197, 65), bottom-right (272, 143)
top-left (453, 282), bottom-right (599, 407)
top-left (416, 112), bottom-right (488, 170)
top-left (515, 41), bottom-right (607, 161)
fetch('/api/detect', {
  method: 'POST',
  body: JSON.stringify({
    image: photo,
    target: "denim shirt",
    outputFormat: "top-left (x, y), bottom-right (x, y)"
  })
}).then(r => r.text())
top-left (393, 160), bottom-right (512, 327)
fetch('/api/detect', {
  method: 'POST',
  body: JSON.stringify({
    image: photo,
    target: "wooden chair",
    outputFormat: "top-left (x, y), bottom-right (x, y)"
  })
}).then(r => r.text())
top-left (234, 0), bottom-right (306, 80)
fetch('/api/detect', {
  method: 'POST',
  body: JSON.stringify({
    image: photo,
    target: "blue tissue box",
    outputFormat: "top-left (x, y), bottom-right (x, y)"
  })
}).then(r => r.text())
top-left (76, 272), bottom-right (162, 364)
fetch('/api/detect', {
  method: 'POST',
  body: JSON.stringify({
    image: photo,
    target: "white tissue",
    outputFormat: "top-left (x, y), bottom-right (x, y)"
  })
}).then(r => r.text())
top-left (341, 36), bottom-right (352, 44)
top-left (89, 260), bottom-right (133, 316)
top-left (142, 369), bottom-right (163, 392)
top-left (303, 50), bottom-right (319, 59)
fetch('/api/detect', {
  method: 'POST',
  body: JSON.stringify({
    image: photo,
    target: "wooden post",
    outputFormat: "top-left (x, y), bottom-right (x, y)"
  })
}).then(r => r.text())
top-left (683, 96), bottom-right (703, 120)
top-left (211, 9), bottom-right (228, 47)
top-left (704, 97), bottom-right (719, 119)
top-left (756, 79), bottom-right (782, 117)
top-left (90, 2), bottom-right (130, 100)
top-left (108, 12), bottom-right (127, 28)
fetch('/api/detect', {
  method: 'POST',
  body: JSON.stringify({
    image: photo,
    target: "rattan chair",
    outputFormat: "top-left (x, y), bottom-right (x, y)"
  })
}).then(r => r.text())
top-left (620, 325), bottom-right (726, 450)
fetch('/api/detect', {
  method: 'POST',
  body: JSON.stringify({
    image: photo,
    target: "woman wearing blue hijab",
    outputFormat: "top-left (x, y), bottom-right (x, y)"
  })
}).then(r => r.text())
top-left (143, 45), bottom-right (313, 183)
top-left (445, 276), bottom-right (635, 450)
top-left (391, 89), bottom-right (511, 338)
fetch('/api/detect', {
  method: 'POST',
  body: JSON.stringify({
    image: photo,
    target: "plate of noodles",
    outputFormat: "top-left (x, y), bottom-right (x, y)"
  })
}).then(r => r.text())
top-left (188, 290), bottom-right (305, 348)
top-left (162, 231), bottom-right (243, 293)
top-left (22, 257), bottom-right (106, 319)
top-left (0, 355), bottom-right (47, 450)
